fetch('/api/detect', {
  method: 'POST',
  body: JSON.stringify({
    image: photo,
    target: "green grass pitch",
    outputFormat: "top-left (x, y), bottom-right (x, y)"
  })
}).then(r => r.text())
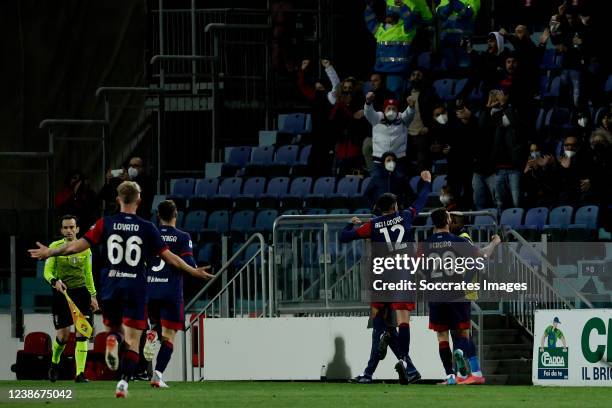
top-left (1, 381), bottom-right (611, 407)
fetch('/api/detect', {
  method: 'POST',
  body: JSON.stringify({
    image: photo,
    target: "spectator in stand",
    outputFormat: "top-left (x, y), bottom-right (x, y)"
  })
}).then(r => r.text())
top-left (297, 59), bottom-right (336, 175)
top-left (439, 185), bottom-right (461, 212)
top-left (436, 0), bottom-right (479, 69)
top-left (405, 69), bottom-right (439, 171)
top-left (364, 151), bottom-right (414, 209)
top-left (461, 31), bottom-right (508, 103)
top-left (473, 110), bottom-right (497, 210)
top-left (364, 91), bottom-right (414, 180)
top-left (428, 101), bottom-right (476, 208)
top-left (100, 157), bottom-right (154, 218)
top-left (329, 77), bottom-right (368, 176)
top-left (364, 0), bottom-right (415, 98)
top-left (55, 171), bottom-right (99, 229)
top-left (362, 73), bottom-right (395, 173)
top-left (553, 134), bottom-right (592, 206)
top-left (484, 89), bottom-right (526, 209)
top-left (386, 0), bottom-right (433, 55)
top-left (522, 143), bottom-right (557, 208)
top-left (498, 25), bottom-right (542, 100)
top-left (581, 129), bottom-right (612, 206)
top-left (596, 109), bottom-right (611, 134)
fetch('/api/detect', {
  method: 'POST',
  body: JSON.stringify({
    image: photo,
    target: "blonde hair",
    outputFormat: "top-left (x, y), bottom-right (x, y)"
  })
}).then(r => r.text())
top-left (117, 181), bottom-right (141, 204)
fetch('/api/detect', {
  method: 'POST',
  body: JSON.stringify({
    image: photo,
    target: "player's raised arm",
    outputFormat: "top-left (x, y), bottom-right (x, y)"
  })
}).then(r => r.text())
top-left (407, 170), bottom-right (432, 215)
top-left (340, 216), bottom-right (371, 243)
top-left (478, 234), bottom-right (502, 258)
top-left (29, 238), bottom-right (90, 260)
top-left (160, 249), bottom-right (214, 280)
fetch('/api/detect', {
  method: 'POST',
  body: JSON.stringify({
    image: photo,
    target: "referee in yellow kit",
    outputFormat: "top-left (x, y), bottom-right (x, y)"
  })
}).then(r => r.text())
top-left (44, 214), bottom-right (98, 383)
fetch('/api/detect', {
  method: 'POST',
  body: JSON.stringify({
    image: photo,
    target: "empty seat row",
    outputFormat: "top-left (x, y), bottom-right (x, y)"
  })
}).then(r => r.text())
top-left (221, 144), bottom-right (312, 177)
top-left (499, 205), bottom-right (599, 230)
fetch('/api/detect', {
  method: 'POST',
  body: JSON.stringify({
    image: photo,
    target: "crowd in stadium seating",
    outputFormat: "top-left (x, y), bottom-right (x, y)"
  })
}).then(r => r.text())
top-left (294, 0), bottom-right (611, 221)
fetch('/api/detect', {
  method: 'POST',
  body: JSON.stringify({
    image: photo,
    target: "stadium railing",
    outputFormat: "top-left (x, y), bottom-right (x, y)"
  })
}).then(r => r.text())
top-left (504, 229), bottom-right (594, 335)
top-left (182, 232), bottom-right (272, 381)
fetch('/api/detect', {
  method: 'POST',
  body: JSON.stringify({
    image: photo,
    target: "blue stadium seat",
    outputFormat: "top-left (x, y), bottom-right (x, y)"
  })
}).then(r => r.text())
top-left (278, 113), bottom-right (312, 134)
top-left (500, 208), bottom-right (524, 229)
top-left (328, 176), bottom-right (360, 208)
top-left (454, 78), bottom-right (468, 97)
top-left (298, 145), bottom-right (311, 165)
top-left (431, 175), bottom-right (447, 194)
top-left (290, 144), bottom-right (312, 176)
top-left (523, 207), bottom-right (549, 229)
top-left (151, 194), bottom-right (167, 214)
top-left (234, 177), bottom-right (267, 209)
top-left (306, 177), bottom-right (336, 207)
top-left (547, 205), bottom-right (574, 227)
top-left (540, 49), bottom-right (561, 70)
top-left (605, 74), bottom-right (612, 94)
top-left (258, 177), bottom-right (290, 209)
top-left (253, 209), bottom-right (279, 232)
top-left (183, 210), bottom-right (207, 234)
top-left (222, 146), bottom-right (252, 176)
top-left (329, 208), bottom-right (349, 215)
top-left (230, 210), bottom-right (256, 234)
top-left (194, 178), bottom-right (219, 198)
top-left (218, 177), bottom-right (243, 199)
top-left (541, 76), bottom-right (562, 100)
top-left (274, 145), bottom-right (300, 165)
top-left (176, 210), bottom-right (184, 228)
top-left (197, 243), bottom-right (218, 264)
top-left (571, 205), bottom-right (599, 230)
top-left (535, 108), bottom-right (547, 132)
top-left (467, 81), bottom-right (484, 103)
top-left (282, 177), bottom-right (313, 208)
top-left (545, 107), bottom-right (572, 130)
top-left (433, 78), bottom-right (454, 101)
top-left (281, 209), bottom-right (301, 216)
top-left (205, 210), bottom-right (230, 234)
top-left (417, 52), bottom-right (432, 70)
top-left (171, 178), bottom-right (196, 198)
top-left (360, 177), bottom-right (372, 196)
top-left (304, 208), bottom-right (326, 215)
top-left (353, 208), bottom-right (371, 215)
top-left (473, 208), bottom-right (497, 225)
top-left (244, 146), bottom-right (275, 176)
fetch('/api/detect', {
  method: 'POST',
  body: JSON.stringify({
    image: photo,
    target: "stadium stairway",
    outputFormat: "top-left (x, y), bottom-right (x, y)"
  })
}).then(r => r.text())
top-left (480, 314), bottom-right (533, 385)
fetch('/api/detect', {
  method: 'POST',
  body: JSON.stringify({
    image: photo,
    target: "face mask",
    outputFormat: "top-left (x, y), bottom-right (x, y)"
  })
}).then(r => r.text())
top-left (128, 167), bottom-right (139, 179)
top-left (550, 21), bottom-right (560, 33)
top-left (440, 195), bottom-right (452, 206)
top-left (530, 151), bottom-right (541, 160)
top-left (384, 160), bottom-right (396, 172)
top-left (490, 107), bottom-right (502, 115)
top-left (580, 17), bottom-right (589, 25)
top-left (564, 150), bottom-right (576, 159)
top-left (385, 110), bottom-right (398, 121)
top-left (435, 114), bottom-right (448, 125)
top-left (577, 118), bottom-right (588, 128)
top-left (501, 114), bottom-right (511, 127)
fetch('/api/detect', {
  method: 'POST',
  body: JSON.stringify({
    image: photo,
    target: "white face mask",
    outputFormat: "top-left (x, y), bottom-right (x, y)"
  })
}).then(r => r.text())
top-left (385, 110), bottom-right (398, 121)
top-left (440, 195), bottom-right (452, 206)
top-left (128, 166), bottom-right (139, 179)
top-left (530, 151), bottom-right (541, 160)
top-left (501, 114), bottom-right (511, 127)
top-left (564, 150), bottom-right (576, 159)
top-left (577, 118), bottom-right (588, 128)
top-left (384, 160), bottom-right (396, 172)
top-left (435, 114), bottom-right (448, 125)
top-left (490, 107), bottom-right (502, 115)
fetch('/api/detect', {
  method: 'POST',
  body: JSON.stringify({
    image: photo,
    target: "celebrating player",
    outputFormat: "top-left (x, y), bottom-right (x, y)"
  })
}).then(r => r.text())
top-left (29, 181), bottom-right (212, 398)
top-left (144, 200), bottom-right (212, 388)
top-left (44, 214), bottom-right (98, 383)
top-left (423, 208), bottom-right (500, 385)
top-left (341, 170), bottom-right (431, 384)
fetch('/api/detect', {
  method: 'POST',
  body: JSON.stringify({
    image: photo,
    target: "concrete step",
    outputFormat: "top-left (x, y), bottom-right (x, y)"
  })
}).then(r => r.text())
top-left (483, 343), bottom-right (533, 360)
top-left (484, 358), bottom-right (532, 375)
top-left (486, 373), bottom-right (532, 385)
top-left (483, 329), bottom-right (530, 345)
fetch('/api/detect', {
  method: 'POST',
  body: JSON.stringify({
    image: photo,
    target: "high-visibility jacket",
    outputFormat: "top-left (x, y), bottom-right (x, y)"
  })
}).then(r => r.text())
top-left (365, 4), bottom-right (415, 73)
top-left (437, 0), bottom-right (477, 43)
top-left (386, 0), bottom-right (432, 24)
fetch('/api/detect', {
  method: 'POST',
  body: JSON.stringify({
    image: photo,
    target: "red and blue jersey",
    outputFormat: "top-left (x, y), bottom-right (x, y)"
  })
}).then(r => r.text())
top-left (83, 212), bottom-right (168, 300)
top-left (147, 225), bottom-right (195, 300)
top-left (340, 181), bottom-right (431, 247)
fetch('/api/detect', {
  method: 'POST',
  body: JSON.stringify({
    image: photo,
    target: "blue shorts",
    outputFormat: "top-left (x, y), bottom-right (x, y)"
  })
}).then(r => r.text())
top-left (148, 297), bottom-right (184, 331)
top-left (101, 287), bottom-right (148, 330)
top-left (428, 302), bottom-right (471, 332)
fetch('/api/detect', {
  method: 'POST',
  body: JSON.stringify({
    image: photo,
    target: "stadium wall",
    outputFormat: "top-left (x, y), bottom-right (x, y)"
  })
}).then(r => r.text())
top-left (201, 317), bottom-right (446, 381)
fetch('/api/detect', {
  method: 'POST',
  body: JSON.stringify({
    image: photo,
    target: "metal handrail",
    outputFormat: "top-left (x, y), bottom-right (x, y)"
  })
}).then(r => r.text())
top-left (149, 54), bottom-right (217, 65)
top-left (505, 229), bottom-right (594, 308)
top-left (204, 23), bottom-right (271, 33)
top-left (39, 118), bottom-right (108, 129)
top-left (184, 233), bottom-right (266, 312)
top-left (95, 86), bottom-right (153, 98)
